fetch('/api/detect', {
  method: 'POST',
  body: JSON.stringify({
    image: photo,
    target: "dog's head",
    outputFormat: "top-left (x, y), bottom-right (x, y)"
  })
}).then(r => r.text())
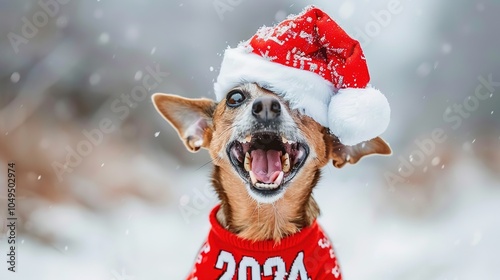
top-left (152, 83), bottom-right (391, 204)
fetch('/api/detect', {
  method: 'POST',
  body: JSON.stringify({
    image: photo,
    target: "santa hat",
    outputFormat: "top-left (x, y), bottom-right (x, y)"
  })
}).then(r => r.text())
top-left (214, 5), bottom-right (390, 146)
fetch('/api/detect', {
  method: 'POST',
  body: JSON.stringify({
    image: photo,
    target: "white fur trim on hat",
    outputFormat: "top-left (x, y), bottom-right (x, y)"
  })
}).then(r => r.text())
top-left (328, 87), bottom-right (390, 146)
top-left (214, 46), bottom-right (334, 127)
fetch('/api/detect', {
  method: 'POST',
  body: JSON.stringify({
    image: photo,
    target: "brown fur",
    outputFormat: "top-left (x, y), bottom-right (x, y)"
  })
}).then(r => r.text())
top-left (153, 84), bottom-right (391, 242)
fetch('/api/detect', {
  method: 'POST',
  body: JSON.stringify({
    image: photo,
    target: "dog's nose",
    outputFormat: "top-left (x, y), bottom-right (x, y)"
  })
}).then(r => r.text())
top-left (252, 96), bottom-right (281, 123)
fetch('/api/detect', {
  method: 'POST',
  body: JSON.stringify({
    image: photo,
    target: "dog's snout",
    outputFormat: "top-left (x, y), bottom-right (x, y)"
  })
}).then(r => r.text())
top-left (252, 96), bottom-right (281, 123)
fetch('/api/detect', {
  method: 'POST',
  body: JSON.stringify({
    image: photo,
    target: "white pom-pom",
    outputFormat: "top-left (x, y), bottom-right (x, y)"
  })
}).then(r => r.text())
top-left (328, 87), bottom-right (390, 146)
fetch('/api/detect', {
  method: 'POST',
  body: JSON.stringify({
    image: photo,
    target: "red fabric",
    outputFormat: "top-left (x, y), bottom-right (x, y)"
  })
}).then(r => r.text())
top-left (248, 6), bottom-right (369, 90)
top-left (186, 205), bottom-right (342, 279)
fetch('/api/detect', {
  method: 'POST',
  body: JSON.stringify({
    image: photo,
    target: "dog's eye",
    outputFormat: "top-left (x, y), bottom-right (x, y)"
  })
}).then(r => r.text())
top-left (226, 90), bottom-right (246, 107)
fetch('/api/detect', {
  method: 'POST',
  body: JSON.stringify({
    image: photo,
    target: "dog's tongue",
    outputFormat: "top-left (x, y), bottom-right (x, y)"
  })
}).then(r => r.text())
top-left (250, 149), bottom-right (282, 184)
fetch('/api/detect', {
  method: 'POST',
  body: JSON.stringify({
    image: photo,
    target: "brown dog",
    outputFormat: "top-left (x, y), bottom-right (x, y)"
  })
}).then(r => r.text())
top-left (153, 5), bottom-right (391, 279)
top-left (152, 84), bottom-right (390, 279)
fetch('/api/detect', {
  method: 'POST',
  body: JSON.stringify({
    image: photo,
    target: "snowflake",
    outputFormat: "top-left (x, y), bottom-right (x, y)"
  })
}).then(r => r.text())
top-left (299, 31), bottom-right (314, 44)
top-left (259, 50), bottom-right (278, 61)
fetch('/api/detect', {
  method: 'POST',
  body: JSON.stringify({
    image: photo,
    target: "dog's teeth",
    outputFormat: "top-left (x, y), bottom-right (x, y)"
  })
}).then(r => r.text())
top-left (240, 135), bottom-right (252, 143)
top-left (274, 171), bottom-right (284, 186)
top-left (244, 152), bottom-right (251, 171)
top-left (249, 171), bottom-right (258, 185)
top-left (282, 153), bottom-right (290, 173)
top-left (255, 183), bottom-right (278, 190)
top-left (281, 136), bottom-right (295, 144)
top-left (296, 149), bottom-right (304, 161)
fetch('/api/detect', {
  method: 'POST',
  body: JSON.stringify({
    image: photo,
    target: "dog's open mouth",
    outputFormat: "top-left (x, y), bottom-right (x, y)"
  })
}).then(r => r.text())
top-left (228, 131), bottom-right (309, 196)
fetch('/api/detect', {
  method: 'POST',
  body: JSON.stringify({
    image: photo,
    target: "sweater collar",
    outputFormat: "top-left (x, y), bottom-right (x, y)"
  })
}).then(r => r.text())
top-left (209, 204), bottom-right (319, 252)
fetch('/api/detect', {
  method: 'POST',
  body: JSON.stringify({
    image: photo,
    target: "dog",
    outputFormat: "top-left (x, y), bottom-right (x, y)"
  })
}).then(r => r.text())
top-left (152, 6), bottom-right (391, 280)
top-left (152, 84), bottom-right (390, 279)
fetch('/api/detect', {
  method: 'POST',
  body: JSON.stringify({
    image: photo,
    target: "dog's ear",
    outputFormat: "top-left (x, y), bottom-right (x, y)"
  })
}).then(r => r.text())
top-left (152, 93), bottom-right (216, 153)
top-left (329, 136), bottom-right (391, 168)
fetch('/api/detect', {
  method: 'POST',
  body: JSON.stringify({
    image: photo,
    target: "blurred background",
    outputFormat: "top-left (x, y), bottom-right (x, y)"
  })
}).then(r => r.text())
top-left (0, 0), bottom-right (499, 279)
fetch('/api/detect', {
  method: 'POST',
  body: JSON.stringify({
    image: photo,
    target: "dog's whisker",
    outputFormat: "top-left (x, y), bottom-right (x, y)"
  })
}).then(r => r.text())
top-left (195, 154), bottom-right (226, 171)
top-left (217, 123), bottom-right (238, 138)
top-left (195, 159), bottom-right (216, 171)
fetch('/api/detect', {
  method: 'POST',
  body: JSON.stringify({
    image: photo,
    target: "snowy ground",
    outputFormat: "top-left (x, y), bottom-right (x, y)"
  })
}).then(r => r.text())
top-left (1, 154), bottom-right (499, 280)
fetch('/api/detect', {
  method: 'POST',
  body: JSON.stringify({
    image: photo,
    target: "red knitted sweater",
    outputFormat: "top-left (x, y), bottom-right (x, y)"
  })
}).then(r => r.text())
top-left (186, 205), bottom-right (342, 279)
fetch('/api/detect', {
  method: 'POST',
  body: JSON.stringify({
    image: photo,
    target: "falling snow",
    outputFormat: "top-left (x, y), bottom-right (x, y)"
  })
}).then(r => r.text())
top-left (10, 72), bottom-right (20, 83)
top-left (154, 131), bottom-right (160, 137)
top-left (89, 73), bottom-right (101, 85)
top-left (98, 32), bottom-right (109, 44)
top-left (134, 71), bottom-right (143, 81)
top-left (431, 157), bottom-right (440, 166)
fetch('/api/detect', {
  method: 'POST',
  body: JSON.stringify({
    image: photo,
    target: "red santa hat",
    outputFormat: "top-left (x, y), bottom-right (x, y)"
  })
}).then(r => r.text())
top-left (214, 5), bottom-right (390, 145)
